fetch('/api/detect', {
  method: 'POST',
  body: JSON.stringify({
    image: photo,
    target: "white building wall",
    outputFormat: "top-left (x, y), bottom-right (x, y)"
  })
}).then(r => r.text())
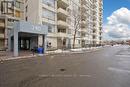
top-left (68, 0), bottom-right (82, 48)
top-left (24, 0), bottom-right (58, 49)
top-left (47, 37), bottom-right (57, 49)
top-left (24, 0), bottom-right (40, 24)
top-left (24, 0), bottom-right (103, 49)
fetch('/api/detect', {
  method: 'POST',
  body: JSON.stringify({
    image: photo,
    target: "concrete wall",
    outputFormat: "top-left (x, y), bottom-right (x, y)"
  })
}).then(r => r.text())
top-left (25, 0), bottom-right (40, 24)
top-left (47, 37), bottom-right (57, 49)
top-left (25, 0), bottom-right (58, 50)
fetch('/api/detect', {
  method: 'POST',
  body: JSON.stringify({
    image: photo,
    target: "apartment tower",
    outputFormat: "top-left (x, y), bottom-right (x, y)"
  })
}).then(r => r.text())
top-left (0, 0), bottom-right (24, 49)
top-left (80, 0), bottom-right (103, 47)
top-left (0, 0), bottom-right (103, 50)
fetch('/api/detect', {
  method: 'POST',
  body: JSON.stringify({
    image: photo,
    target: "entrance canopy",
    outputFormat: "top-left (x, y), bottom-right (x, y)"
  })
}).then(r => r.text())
top-left (9, 21), bottom-right (48, 56)
top-left (11, 21), bottom-right (48, 35)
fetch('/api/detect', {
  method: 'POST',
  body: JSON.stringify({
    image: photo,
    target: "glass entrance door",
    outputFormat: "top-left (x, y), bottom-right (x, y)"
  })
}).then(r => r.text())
top-left (19, 38), bottom-right (30, 50)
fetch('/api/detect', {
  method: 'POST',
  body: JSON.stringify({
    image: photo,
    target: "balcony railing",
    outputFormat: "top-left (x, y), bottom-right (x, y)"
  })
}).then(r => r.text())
top-left (0, 22), bottom-right (5, 27)
top-left (57, 20), bottom-right (68, 28)
top-left (81, 4), bottom-right (86, 11)
top-left (81, 28), bottom-right (87, 32)
top-left (0, 34), bottom-right (4, 38)
top-left (7, 22), bottom-right (14, 28)
top-left (57, 32), bottom-right (68, 38)
top-left (57, 0), bottom-right (69, 8)
top-left (57, 8), bottom-right (68, 17)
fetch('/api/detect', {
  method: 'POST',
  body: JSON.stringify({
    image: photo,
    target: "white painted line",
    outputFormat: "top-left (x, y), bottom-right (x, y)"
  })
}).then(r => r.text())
top-left (118, 58), bottom-right (130, 61)
top-left (108, 67), bottom-right (130, 73)
top-left (116, 55), bottom-right (130, 57)
top-left (39, 74), bottom-right (92, 78)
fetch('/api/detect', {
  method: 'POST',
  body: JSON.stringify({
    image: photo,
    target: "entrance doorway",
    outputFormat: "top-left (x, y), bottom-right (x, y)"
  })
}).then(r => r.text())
top-left (19, 38), bottom-right (30, 50)
top-left (9, 21), bottom-right (48, 56)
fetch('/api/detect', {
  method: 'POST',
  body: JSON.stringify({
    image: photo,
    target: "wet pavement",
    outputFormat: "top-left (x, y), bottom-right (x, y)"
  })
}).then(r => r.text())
top-left (0, 45), bottom-right (130, 87)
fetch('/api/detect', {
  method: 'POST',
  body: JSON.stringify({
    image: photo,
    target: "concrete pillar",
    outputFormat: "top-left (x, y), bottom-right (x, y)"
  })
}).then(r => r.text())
top-left (4, 17), bottom-right (8, 48)
top-left (66, 38), bottom-right (69, 49)
top-left (44, 35), bottom-right (47, 53)
top-left (14, 31), bottom-right (18, 57)
top-left (8, 30), bottom-right (11, 51)
top-left (38, 35), bottom-right (43, 47)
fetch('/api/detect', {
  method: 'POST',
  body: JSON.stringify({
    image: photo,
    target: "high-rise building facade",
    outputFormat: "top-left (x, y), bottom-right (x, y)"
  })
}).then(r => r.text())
top-left (92, 0), bottom-right (103, 45)
top-left (0, 0), bottom-right (24, 49)
top-left (80, 0), bottom-right (103, 47)
top-left (0, 0), bottom-right (103, 50)
top-left (24, 0), bottom-right (58, 50)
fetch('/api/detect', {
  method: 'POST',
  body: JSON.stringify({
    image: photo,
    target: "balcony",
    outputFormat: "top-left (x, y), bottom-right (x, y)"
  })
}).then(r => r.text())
top-left (99, 31), bottom-right (102, 34)
top-left (81, 20), bottom-right (86, 28)
top-left (93, 15), bottom-right (97, 20)
top-left (93, 9), bottom-right (97, 14)
top-left (81, 0), bottom-right (87, 5)
top-left (93, 33), bottom-right (97, 36)
top-left (93, 26), bottom-right (97, 30)
top-left (81, 33), bottom-right (86, 37)
top-left (99, 1), bottom-right (103, 6)
top-left (15, 10), bottom-right (21, 18)
top-left (81, 5), bottom-right (86, 12)
top-left (14, 7), bottom-right (21, 11)
top-left (93, 3), bottom-right (97, 8)
top-left (57, 20), bottom-right (68, 29)
top-left (57, 0), bottom-right (69, 8)
top-left (93, 38), bottom-right (97, 41)
top-left (42, 18), bottom-right (55, 25)
top-left (7, 22), bottom-right (14, 28)
top-left (16, 0), bottom-right (24, 3)
top-left (81, 37), bottom-right (87, 40)
top-left (0, 22), bottom-right (5, 28)
top-left (0, 34), bottom-right (4, 38)
top-left (57, 8), bottom-right (68, 18)
top-left (57, 32), bottom-right (68, 38)
top-left (81, 28), bottom-right (87, 32)
top-left (99, 6), bottom-right (103, 10)
top-left (82, 14), bottom-right (86, 19)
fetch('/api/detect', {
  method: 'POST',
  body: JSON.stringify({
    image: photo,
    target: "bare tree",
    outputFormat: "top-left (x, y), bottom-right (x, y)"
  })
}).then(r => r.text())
top-left (72, 9), bottom-right (81, 49)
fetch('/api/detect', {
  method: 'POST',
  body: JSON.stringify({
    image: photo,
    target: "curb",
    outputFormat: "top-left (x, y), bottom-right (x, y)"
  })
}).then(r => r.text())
top-left (0, 55), bottom-right (36, 61)
top-left (0, 48), bottom-right (102, 61)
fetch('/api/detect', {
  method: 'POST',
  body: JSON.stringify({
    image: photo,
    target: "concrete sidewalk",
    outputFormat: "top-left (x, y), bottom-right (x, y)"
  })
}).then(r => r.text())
top-left (0, 47), bottom-right (102, 61)
top-left (0, 51), bottom-right (37, 61)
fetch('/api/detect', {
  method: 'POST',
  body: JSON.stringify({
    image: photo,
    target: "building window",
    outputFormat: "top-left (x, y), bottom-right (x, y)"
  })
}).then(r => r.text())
top-left (42, 0), bottom-right (55, 8)
top-left (78, 32), bottom-right (80, 36)
top-left (48, 25), bottom-right (53, 33)
top-left (0, 29), bottom-right (4, 34)
top-left (15, 1), bottom-right (21, 8)
top-left (58, 29), bottom-right (66, 33)
top-left (68, 29), bottom-right (71, 34)
top-left (78, 40), bottom-right (80, 44)
top-left (42, 22), bottom-right (55, 33)
top-left (42, 8), bottom-right (55, 20)
top-left (15, 10), bottom-right (20, 17)
top-left (1, 1), bottom-right (14, 15)
top-left (63, 39), bottom-right (66, 45)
